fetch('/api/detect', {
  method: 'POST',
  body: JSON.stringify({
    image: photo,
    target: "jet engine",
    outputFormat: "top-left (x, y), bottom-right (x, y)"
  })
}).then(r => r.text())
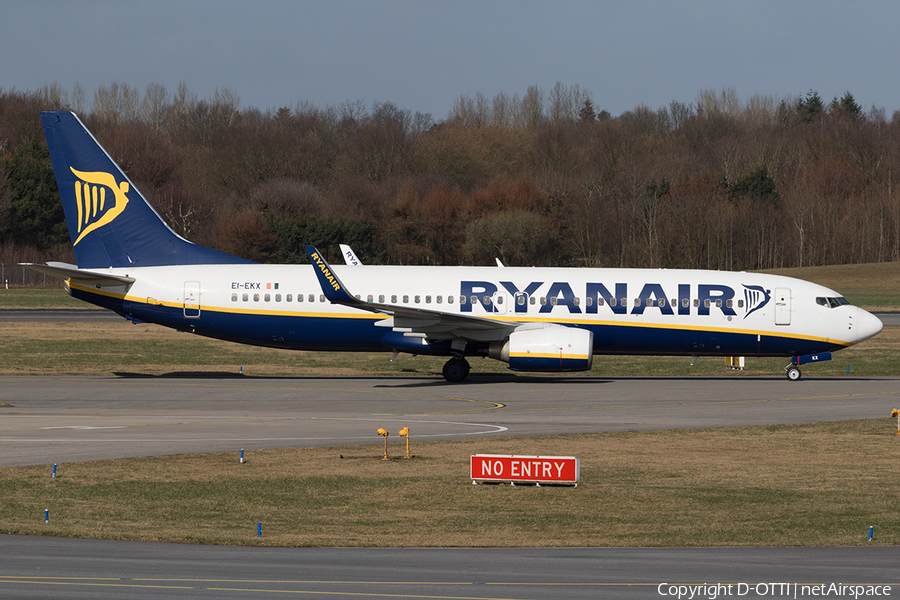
top-left (489, 324), bottom-right (593, 372)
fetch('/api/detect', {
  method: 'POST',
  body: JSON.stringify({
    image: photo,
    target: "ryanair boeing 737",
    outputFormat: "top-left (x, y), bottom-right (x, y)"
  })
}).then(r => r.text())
top-left (26, 112), bottom-right (883, 382)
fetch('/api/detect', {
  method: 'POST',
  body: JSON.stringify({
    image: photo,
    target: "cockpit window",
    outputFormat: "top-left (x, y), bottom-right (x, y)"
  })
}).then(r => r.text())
top-left (816, 296), bottom-right (850, 309)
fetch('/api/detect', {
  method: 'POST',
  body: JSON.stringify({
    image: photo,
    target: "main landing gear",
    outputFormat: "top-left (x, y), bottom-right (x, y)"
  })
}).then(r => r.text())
top-left (442, 357), bottom-right (470, 383)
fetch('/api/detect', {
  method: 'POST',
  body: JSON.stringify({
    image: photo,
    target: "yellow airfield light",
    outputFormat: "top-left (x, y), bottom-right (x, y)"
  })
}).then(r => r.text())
top-left (892, 409), bottom-right (899, 435)
top-left (377, 428), bottom-right (389, 459)
top-left (399, 427), bottom-right (410, 459)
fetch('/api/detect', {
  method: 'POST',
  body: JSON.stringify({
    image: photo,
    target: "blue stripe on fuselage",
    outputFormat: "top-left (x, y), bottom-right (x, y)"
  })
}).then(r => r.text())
top-left (69, 288), bottom-right (844, 358)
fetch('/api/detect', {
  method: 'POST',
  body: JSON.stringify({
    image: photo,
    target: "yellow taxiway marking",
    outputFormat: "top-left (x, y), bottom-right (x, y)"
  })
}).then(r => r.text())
top-left (0, 575), bottom-right (654, 599)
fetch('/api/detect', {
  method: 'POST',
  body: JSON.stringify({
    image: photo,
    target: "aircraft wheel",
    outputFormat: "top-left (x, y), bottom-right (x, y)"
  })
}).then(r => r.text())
top-left (786, 366), bottom-right (801, 381)
top-left (442, 358), bottom-right (470, 383)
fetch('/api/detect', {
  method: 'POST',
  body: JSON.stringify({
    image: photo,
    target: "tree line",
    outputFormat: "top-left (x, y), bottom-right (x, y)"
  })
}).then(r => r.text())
top-left (2, 82), bottom-right (899, 273)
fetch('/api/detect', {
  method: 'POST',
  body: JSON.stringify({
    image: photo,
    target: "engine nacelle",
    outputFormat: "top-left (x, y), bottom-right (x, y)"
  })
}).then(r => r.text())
top-left (490, 325), bottom-right (594, 372)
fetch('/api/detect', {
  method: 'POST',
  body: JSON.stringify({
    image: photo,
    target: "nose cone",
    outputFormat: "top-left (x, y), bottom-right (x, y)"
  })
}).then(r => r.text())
top-left (856, 308), bottom-right (883, 343)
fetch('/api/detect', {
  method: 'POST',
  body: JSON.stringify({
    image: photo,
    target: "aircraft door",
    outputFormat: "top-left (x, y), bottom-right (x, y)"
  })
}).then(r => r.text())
top-left (184, 281), bottom-right (201, 318)
top-left (774, 287), bottom-right (791, 326)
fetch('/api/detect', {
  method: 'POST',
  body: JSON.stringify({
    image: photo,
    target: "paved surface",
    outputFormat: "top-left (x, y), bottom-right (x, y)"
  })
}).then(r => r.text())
top-left (1, 310), bottom-right (898, 599)
top-left (1, 375), bottom-right (898, 467)
top-left (1, 537), bottom-right (898, 600)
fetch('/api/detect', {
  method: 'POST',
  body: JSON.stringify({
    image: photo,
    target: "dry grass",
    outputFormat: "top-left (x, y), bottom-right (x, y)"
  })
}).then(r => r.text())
top-left (2, 419), bottom-right (899, 547)
top-left (761, 262), bottom-right (900, 310)
top-left (0, 320), bottom-right (896, 377)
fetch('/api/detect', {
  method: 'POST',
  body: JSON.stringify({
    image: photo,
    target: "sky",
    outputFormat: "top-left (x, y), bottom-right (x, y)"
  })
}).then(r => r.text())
top-left (3, 1), bottom-right (900, 120)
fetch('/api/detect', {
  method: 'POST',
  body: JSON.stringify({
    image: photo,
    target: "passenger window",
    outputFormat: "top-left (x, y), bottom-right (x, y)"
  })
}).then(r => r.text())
top-left (483, 296), bottom-right (492, 305)
top-left (682, 298), bottom-right (689, 308)
top-left (517, 295), bottom-right (525, 306)
top-left (573, 297), bottom-right (580, 306)
top-left (715, 299), bottom-right (722, 308)
top-left (610, 297), bottom-right (617, 307)
top-left (550, 297), bottom-right (557, 306)
top-left (704, 299), bottom-right (711, 308)
top-left (460, 295), bottom-right (467, 305)
top-left (448, 295), bottom-right (454, 304)
top-left (437, 296), bottom-right (442, 304)
top-left (242, 293), bottom-right (249, 302)
top-left (471, 295), bottom-right (478, 304)
top-left (308, 294), bottom-right (315, 302)
top-left (286, 294), bottom-right (292, 302)
top-left (540, 297), bottom-right (547, 305)
top-left (231, 293), bottom-right (238, 302)
top-left (646, 298), bottom-right (653, 307)
top-left (585, 297), bottom-right (593, 307)
top-left (254, 293), bottom-right (260, 302)
top-left (426, 295), bottom-right (432, 304)
top-left (495, 295), bottom-right (502, 305)
top-left (597, 297), bottom-right (604, 306)
top-left (737, 299), bottom-right (743, 308)
top-left (620, 298), bottom-right (627, 307)
top-left (726, 299), bottom-right (732, 308)
top-left (275, 294), bottom-right (281, 302)
top-left (367, 294), bottom-right (373, 303)
top-left (415, 295), bottom-right (421, 304)
top-left (658, 298), bottom-right (666, 307)
top-left (529, 296), bottom-right (536, 305)
top-left (319, 294), bottom-right (325, 302)
top-left (391, 295), bottom-right (397, 303)
top-left (379, 295), bottom-right (385, 303)
top-left (693, 299), bottom-right (700, 308)
top-left (403, 295), bottom-right (409, 303)
top-left (264, 294), bottom-right (270, 302)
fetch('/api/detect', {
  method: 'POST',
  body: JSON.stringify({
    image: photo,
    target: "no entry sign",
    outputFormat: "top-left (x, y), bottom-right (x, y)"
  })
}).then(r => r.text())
top-left (470, 454), bottom-right (579, 485)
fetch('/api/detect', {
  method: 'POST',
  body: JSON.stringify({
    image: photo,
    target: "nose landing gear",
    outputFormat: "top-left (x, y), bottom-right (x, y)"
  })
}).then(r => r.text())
top-left (785, 365), bottom-right (802, 381)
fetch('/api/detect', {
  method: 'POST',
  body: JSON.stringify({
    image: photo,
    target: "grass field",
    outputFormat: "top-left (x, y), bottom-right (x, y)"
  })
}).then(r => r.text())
top-left (0, 320), bottom-right (896, 378)
top-left (761, 262), bottom-right (900, 311)
top-left (2, 419), bottom-right (899, 547)
top-left (0, 261), bottom-right (897, 378)
top-left (1, 262), bottom-right (897, 547)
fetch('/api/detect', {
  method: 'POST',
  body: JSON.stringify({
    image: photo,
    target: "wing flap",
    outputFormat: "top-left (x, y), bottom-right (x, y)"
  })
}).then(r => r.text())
top-left (305, 246), bottom-right (516, 341)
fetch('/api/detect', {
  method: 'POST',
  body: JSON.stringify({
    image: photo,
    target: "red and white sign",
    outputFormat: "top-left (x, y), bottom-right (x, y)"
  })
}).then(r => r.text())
top-left (470, 454), bottom-right (579, 484)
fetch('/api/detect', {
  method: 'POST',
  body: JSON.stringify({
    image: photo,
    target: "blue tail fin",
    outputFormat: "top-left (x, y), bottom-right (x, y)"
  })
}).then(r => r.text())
top-left (40, 111), bottom-right (253, 268)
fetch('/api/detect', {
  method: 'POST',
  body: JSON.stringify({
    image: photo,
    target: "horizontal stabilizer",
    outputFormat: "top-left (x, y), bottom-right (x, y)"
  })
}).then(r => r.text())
top-left (21, 262), bottom-right (135, 285)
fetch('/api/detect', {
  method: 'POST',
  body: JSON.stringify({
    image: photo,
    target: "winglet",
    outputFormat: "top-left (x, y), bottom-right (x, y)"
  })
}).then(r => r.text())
top-left (306, 245), bottom-right (359, 305)
top-left (339, 244), bottom-right (363, 266)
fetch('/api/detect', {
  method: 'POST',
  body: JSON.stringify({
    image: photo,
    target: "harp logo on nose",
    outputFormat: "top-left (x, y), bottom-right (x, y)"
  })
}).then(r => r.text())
top-left (70, 168), bottom-right (130, 245)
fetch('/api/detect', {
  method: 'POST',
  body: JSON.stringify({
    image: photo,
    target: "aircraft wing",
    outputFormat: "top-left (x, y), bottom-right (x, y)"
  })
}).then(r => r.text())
top-left (306, 246), bottom-right (516, 341)
top-left (21, 262), bottom-right (136, 285)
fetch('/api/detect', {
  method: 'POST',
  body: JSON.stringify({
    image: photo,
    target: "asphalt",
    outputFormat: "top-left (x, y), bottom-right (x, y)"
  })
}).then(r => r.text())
top-left (1, 375), bottom-right (897, 467)
top-left (1, 538), bottom-right (898, 599)
top-left (1, 309), bottom-right (898, 599)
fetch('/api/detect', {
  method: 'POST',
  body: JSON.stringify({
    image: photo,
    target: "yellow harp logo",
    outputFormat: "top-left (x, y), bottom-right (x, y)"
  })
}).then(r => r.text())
top-left (70, 167), bottom-right (130, 246)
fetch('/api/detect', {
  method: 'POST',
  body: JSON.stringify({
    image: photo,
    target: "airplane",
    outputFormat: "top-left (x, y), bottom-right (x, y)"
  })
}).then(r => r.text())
top-left (25, 111), bottom-right (883, 382)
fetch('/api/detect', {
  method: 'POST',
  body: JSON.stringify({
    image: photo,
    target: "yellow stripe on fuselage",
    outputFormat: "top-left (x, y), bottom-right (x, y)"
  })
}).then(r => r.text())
top-left (65, 281), bottom-right (854, 348)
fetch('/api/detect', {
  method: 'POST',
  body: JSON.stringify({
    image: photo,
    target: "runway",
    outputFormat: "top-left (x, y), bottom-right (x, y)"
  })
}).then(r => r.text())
top-left (2, 348), bottom-right (898, 598)
top-left (0, 375), bottom-right (897, 467)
